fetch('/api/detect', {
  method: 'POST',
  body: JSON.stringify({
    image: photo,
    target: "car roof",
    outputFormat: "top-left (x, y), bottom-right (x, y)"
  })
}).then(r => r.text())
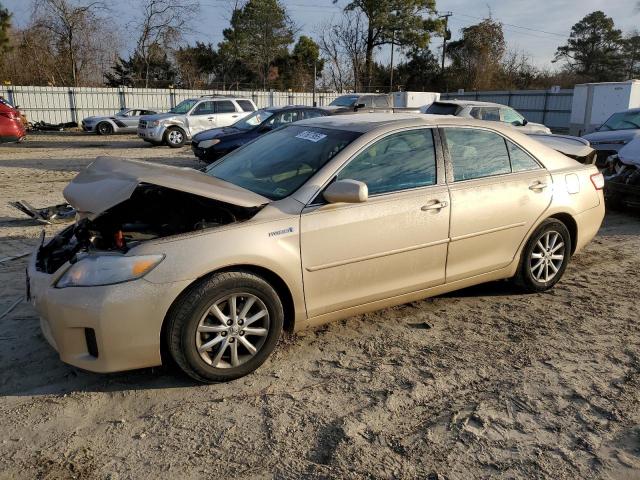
top-left (435, 99), bottom-right (505, 108)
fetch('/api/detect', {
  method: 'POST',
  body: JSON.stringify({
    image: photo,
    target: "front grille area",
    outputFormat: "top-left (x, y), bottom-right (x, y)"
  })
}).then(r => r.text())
top-left (138, 120), bottom-right (147, 129)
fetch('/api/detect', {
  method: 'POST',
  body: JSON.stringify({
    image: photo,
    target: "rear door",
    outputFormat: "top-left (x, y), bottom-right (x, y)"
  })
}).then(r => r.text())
top-left (215, 100), bottom-right (242, 127)
top-left (441, 127), bottom-right (552, 282)
top-left (300, 128), bottom-right (450, 317)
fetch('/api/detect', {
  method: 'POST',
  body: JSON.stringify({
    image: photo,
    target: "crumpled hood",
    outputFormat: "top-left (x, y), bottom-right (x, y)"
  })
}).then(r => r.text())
top-left (63, 156), bottom-right (270, 217)
top-left (618, 137), bottom-right (640, 167)
top-left (583, 129), bottom-right (640, 146)
top-left (140, 112), bottom-right (176, 122)
top-left (194, 126), bottom-right (242, 142)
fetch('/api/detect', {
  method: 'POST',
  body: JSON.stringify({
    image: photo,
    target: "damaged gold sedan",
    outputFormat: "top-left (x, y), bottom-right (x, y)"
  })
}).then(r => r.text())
top-left (28, 114), bottom-right (605, 382)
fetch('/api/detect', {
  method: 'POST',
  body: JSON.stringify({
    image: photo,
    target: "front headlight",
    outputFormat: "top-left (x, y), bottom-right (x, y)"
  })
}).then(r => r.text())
top-left (199, 139), bottom-right (221, 149)
top-left (56, 254), bottom-right (164, 288)
top-left (150, 120), bottom-right (161, 127)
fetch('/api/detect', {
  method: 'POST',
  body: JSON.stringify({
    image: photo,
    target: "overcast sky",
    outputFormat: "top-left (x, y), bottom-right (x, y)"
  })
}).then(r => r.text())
top-left (3, 0), bottom-right (639, 69)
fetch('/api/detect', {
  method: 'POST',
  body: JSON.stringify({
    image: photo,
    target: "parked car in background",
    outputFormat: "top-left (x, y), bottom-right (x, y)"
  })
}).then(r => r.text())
top-left (192, 105), bottom-right (330, 163)
top-left (582, 108), bottom-right (640, 167)
top-left (327, 94), bottom-right (394, 114)
top-left (0, 99), bottom-right (26, 143)
top-left (602, 136), bottom-right (640, 209)
top-left (425, 100), bottom-right (552, 134)
top-left (138, 96), bottom-right (257, 148)
top-left (527, 133), bottom-right (596, 165)
top-left (30, 114), bottom-right (604, 383)
top-left (82, 108), bottom-right (158, 135)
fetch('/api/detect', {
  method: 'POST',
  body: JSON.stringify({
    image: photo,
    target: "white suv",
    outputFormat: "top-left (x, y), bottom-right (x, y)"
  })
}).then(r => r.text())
top-left (138, 96), bottom-right (257, 148)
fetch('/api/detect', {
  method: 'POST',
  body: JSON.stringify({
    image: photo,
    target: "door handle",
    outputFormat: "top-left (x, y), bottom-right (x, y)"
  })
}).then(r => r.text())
top-left (232, 115), bottom-right (239, 118)
top-left (207, 116), bottom-right (215, 120)
top-left (529, 181), bottom-right (548, 191)
top-left (421, 200), bottom-right (448, 211)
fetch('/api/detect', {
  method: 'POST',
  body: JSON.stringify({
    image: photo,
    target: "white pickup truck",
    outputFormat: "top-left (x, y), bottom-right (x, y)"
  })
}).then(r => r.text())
top-left (137, 96), bottom-right (257, 148)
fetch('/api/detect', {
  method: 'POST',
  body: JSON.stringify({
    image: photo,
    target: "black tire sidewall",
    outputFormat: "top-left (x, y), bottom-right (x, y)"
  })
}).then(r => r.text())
top-left (165, 127), bottom-right (186, 148)
top-left (519, 219), bottom-right (572, 292)
top-left (97, 122), bottom-right (112, 135)
top-left (169, 272), bottom-right (284, 382)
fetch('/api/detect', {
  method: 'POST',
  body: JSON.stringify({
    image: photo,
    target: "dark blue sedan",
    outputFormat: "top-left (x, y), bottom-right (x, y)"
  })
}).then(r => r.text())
top-left (191, 106), bottom-right (330, 163)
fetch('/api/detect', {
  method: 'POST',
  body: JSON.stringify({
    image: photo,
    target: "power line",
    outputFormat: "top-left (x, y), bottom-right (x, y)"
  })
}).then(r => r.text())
top-left (449, 11), bottom-right (567, 38)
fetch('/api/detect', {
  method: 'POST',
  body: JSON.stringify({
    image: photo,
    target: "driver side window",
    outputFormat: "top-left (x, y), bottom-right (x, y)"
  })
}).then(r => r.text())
top-left (336, 129), bottom-right (437, 195)
top-left (193, 101), bottom-right (215, 115)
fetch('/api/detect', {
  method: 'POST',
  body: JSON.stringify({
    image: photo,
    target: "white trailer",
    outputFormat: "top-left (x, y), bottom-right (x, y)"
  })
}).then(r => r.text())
top-left (570, 80), bottom-right (640, 136)
top-left (392, 91), bottom-right (440, 110)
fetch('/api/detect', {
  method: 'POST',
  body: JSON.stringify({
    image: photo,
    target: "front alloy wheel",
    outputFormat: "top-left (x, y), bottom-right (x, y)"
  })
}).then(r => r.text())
top-left (196, 293), bottom-right (270, 368)
top-left (166, 271), bottom-right (284, 383)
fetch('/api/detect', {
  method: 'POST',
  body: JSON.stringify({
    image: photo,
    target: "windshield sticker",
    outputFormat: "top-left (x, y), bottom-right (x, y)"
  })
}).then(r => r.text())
top-left (295, 131), bottom-right (327, 142)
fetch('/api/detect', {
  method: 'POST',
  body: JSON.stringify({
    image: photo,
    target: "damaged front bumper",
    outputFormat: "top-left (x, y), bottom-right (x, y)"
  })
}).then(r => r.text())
top-left (27, 249), bottom-right (191, 373)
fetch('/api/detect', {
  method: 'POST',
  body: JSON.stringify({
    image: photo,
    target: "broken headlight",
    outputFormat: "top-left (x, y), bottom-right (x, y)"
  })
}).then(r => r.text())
top-left (56, 254), bottom-right (164, 288)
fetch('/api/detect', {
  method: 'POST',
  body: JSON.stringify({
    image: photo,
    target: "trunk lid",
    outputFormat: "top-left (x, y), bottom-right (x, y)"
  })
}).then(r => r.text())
top-left (63, 156), bottom-right (271, 217)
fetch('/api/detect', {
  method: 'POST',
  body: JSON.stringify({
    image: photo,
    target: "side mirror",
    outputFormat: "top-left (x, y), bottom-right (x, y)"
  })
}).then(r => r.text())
top-left (522, 119), bottom-right (528, 126)
top-left (323, 179), bottom-right (368, 204)
top-left (258, 124), bottom-right (273, 132)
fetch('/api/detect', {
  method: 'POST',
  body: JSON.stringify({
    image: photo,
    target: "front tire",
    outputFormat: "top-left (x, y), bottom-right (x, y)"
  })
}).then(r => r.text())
top-left (515, 218), bottom-right (572, 293)
top-left (166, 271), bottom-right (284, 383)
top-left (164, 127), bottom-right (186, 148)
top-left (96, 122), bottom-right (113, 135)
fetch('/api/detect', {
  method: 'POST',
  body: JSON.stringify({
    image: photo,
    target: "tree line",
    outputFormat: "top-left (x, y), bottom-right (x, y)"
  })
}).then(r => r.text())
top-left (0, 0), bottom-right (638, 93)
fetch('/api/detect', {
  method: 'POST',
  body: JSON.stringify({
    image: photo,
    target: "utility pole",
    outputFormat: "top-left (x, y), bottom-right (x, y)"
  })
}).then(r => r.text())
top-left (312, 61), bottom-right (317, 106)
top-left (389, 30), bottom-right (395, 93)
top-left (439, 12), bottom-right (452, 73)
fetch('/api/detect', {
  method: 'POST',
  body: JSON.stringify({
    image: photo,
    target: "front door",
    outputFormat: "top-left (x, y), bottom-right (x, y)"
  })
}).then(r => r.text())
top-left (301, 128), bottom-right (450, 318)
top-left (441, 127), bottom-right (553, 282)
top-left (188, 101), bottom-right (217, 134)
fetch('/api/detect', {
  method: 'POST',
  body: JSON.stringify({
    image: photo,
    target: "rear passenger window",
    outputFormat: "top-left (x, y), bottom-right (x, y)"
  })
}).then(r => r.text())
top-left (236, 100), bottom-right (255, 112)
top-left (303, 109), bottom-right (325, 119)
top-left (337, 129), bottom-right (436, 195)
top-left (508, 141), bottom-right (540, 172)
top-left (215, 101), bottom-right (236, 113)
top-left (444, 128), bottom-right (511, 181)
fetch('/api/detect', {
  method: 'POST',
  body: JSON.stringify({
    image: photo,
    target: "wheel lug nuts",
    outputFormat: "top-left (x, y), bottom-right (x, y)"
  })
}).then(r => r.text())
top-left (229, 337), bottom-right (235, 343)
top-left (226, 320), bottom-right (232, 326)
top-left (238, 320), bottom-right (244, 326)
top-left (221, 331), bottom-right (227, 337)
top-left (239, 331), bottom-right (245, 336)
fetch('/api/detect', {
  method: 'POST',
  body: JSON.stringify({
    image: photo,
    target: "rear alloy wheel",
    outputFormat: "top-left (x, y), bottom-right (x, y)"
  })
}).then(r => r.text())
top-left (516, 218), bottom-right (572, 292)
top-left (165, 127), bottom-right (186, 148)
top-left (167, 271), bottom-right (284, 383)
top-left (96, 121), bottom-right (113, 135)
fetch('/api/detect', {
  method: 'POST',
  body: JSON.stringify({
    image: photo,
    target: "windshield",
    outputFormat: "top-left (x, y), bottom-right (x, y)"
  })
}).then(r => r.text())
top-left (599, 111), bottom-right (640, 131)
top-left (233, 109), bottom-right (274, 130)
top-left (170, 99), bottom-right (198, 114)
top-left (425, 103), bottom-right (459, 115)
top-left (330, 95), bottom-right (359, 107)
top-left (205, 125), bottom-right (361, 200)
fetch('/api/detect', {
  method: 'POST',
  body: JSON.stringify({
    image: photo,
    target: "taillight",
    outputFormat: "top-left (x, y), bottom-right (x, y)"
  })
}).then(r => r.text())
top-left (590, 172), bottom-right (604, 190)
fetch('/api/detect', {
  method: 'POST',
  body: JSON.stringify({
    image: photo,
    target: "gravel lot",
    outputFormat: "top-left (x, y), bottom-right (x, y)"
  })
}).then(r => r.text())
top-left (0, 133), bottom-right (639, 480)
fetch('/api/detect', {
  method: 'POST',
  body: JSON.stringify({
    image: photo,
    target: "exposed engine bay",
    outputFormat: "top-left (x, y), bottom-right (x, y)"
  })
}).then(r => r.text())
top-left (36, 184), bottom-right (261, 274)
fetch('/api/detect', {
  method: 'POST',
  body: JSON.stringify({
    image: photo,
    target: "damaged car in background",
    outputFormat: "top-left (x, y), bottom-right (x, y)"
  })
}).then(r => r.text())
top-left (27, 115), bottom-right (605, 384)
top-left (602, 136), bottom-right (640, 209)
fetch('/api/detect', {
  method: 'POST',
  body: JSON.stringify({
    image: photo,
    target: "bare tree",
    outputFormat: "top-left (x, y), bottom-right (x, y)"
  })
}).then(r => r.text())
top-left (32, 0), bottom-right (115, 86)
top-left (317, 11), bottom-right (366, 92)
top-left (134, 0), bottom-right (199, 88)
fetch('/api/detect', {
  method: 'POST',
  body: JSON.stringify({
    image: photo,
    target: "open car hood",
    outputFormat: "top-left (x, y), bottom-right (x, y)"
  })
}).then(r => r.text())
top-left (63, 156), bottom-right (271, 217)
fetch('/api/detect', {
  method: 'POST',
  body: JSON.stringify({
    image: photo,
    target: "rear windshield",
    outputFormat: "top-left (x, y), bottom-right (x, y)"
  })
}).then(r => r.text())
top-left (425, 102), bottom-right (459, 115)
top-left (330, 95), bottom-right (359, 107)
top-left (205, 125), bottom-right (361, 200)
top-left (236, 100), bottom-right (256, 112)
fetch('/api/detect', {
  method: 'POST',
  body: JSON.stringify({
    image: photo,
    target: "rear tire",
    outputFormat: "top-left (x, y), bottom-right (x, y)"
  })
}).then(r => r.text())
top-left (96, 122), bottom-right (113, 135)
top-left (166, 271), bottom-right (284, 383)
top-left (515, 218), bottom-right (572, 293)
top-left (164, 127), bottom-right (186, 148)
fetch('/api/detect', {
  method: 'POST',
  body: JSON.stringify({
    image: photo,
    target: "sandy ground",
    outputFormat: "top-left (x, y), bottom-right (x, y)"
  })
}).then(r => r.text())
top-left (0, 132), bottom-right (639, 480)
